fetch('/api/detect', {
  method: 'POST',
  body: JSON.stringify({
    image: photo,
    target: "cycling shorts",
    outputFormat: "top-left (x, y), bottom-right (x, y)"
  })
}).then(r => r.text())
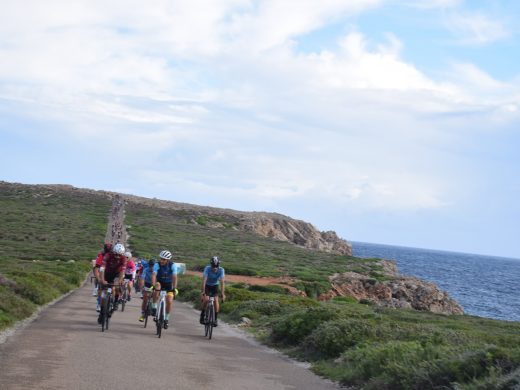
top-left (124, 274), bottom-right (134, 281)
top-left (205, 284), bottom-right (219, 297)
top-left (105, 272), bottom-right (119, 284)
top-left (156, 281), bottom-right (174, 294)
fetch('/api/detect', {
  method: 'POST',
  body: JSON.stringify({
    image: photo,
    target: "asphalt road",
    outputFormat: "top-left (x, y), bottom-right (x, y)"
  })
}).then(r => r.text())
top-left (0, 281), bottom-right (341, 390)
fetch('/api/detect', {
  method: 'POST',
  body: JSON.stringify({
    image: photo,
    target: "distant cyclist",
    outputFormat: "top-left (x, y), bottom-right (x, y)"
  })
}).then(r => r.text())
top-left (200, 256), bottom-right (225, 326)
top-left (138, 257), bottom-right (156, 322)
top-left (151, 250), bottom-right (178, 329)
top-left (123, 251), bottom-right (136, 301)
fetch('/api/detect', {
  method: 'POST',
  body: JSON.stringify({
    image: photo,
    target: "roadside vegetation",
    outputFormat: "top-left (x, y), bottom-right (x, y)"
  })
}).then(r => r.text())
top-left (2, 183), bottom-right (519, 389)
top-left (0, 183), bottom-right (108, 329)
top-left (126, 200), bottom-right (520, 389)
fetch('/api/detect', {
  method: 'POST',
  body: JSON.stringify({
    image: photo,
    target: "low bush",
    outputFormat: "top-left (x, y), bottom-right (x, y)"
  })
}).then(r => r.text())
top-left (228, 300), bottom-right (283, 320)
top-left (304, 318), bottom-right (376, 358)
top-left (271, 306), bottom-right (338, 345)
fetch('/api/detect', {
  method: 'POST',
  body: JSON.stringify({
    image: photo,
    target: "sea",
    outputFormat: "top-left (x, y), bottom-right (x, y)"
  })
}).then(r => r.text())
top-left (352, 241), bottom-right (520, 322)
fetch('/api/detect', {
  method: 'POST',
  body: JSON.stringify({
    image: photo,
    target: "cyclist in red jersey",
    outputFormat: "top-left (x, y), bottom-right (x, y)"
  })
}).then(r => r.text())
top-left (93, 242), bottom-right (112, 311)
top-left (98, 243), bottom-right (127, 318)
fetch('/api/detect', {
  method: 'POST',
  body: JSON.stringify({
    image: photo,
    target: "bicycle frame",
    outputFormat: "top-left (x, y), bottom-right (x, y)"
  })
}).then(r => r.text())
top-left (100, 285), bottom-right (115, 332)
top-left (204, 296), bottom-right (216, 340)
top-left (155, 290), bottom-right (167, 338)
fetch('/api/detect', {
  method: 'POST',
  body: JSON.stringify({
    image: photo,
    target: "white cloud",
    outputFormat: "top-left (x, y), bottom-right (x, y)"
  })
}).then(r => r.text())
top-left (445, 12), bottom-right (510, 45)
top-left (402, 0), bottom-right (461, 9)
top-left (0, 0), bottom-right (518, 216)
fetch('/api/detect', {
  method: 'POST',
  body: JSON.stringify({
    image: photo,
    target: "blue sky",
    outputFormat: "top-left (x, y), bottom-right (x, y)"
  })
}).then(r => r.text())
top-left (1, 0), bottom-right (519, 259)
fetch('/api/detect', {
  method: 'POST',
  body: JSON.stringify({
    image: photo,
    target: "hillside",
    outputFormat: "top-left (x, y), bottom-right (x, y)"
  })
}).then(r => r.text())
top-left (1, 181), bottom-right (519, 389)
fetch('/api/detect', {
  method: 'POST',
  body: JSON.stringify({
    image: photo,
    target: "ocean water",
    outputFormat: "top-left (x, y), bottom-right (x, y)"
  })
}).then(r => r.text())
top-left (352, 241), bottom-right (520, 322)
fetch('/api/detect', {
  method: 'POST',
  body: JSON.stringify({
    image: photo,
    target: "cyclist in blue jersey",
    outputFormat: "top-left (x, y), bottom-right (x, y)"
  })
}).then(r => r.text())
top-left (138, 257), bottom-right (155, 322)
top-left (200, 256), bottom-right (225, 326)
top-left (151, 250), bottom-right (178, 329)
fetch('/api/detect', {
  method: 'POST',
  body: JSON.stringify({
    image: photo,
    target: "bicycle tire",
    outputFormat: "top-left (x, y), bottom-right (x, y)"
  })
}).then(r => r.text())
top-left (208, 304), bottom-right (214, 340)
top-left (204, 306), bottom-right (210, 337)
top-left (144, 302), bottom-right (150, 328)
top-left (121, 289), bottom-right (126, 312)
top-left (106, 293), bottom-right (113, 330)
top-left (100, 300), bottom-right (106, 332)
top-left (157, 302), bottom-right (164, 338)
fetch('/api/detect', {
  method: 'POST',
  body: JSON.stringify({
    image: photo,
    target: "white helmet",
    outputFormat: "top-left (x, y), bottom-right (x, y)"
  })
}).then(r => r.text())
top-left (113, 243), bottom-right (125, 255)
top-left (124, 251), bottom-right (132, 258)
top-left (159, 250), bottom-right (172, 260)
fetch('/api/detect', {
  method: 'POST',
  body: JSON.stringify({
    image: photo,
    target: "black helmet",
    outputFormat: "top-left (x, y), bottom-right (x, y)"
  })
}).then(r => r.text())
top-left (210, 256), bottom-right (220, 267)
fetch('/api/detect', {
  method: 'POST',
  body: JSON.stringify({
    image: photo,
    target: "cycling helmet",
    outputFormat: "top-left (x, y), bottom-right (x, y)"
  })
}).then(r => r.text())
top-left (113, 243), bottom-right (125, 255)
top-left (159, 250), bottom-right (172, 260)
top-left (210, 256), bottom-right (220, 267)
top-left (124, 251), bottom-right (132, 258)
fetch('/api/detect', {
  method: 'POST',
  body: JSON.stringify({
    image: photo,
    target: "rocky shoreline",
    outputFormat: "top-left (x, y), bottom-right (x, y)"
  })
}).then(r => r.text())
top-left (319, 260), bottom-right (464, 315)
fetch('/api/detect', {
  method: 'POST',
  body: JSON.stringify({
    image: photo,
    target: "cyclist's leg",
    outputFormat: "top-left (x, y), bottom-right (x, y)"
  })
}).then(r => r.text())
top-left (165, 292), bottom-right (173, 320)
top-left (127, 278), bottom-right (133, 300)
top-left (200, 285), bottom-right (209, 324)
top-left (151, 282), bottom-right (161, 316)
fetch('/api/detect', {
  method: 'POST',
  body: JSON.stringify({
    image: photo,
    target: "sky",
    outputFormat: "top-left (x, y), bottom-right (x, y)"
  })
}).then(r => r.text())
top-left (0, 0), bottom-right (519, 259)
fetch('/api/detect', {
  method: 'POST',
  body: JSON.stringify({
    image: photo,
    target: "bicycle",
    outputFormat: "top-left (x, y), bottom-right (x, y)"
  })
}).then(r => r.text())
top-left (204, 295), bottom-right (216, 340)
top-left (99, 283), bottom-right (117, 332)
top-left (155, 290), bottom-right (167, 338)
top-left (142, 287), bottom-right (154, 329)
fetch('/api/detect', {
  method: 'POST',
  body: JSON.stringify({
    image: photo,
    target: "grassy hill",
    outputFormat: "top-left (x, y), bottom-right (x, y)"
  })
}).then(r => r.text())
top-left (1, 181), bottom-right (519, 389)
top-left (0, 182), bottom-right (109, 328)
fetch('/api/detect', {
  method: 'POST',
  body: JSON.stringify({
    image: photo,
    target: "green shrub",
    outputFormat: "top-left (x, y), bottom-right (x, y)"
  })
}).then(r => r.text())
top-left (304, 318), bottom-right (376, 358)
top-left (249, 284), bottom-right (289, 294)
top-left (228, 300), bottom-right (283, 320)
top-left (271, 306), bottom-right (338, 345)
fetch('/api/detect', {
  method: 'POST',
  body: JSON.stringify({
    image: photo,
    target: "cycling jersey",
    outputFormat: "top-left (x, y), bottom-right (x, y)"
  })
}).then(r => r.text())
top-left (140, 260), bottom-right (155, 283)
top-left (203, 265), bottom-right (225, 286)
top-left (152, 261), bottom-right (178, 283)
top-left (124, 259), bottom-right (136, 277)
top-left (101, 252), bottom-right (127, 275)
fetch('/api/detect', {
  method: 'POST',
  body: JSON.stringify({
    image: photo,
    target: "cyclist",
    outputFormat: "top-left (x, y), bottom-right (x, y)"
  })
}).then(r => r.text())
top-left (135, 258), bottom-right (143, 296)
top-left (151, 250), bottom-right (178, 329)
top-left (93, 242), bottom-right (112, 310)
top-left (96, 242), bottom-right (127, 323)
top-left (123, 251), bottom-right (136, 301)
top-left (138, 257), bottom-right (156, 322)
top-left (200, 256), bottom-right (225, 326)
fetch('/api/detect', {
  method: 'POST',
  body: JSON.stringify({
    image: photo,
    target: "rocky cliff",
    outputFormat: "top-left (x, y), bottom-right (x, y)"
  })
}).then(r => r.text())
top-left (240, 213), bottom-right (352, 255)
top-left (319, 260), bottom-right (464, 315)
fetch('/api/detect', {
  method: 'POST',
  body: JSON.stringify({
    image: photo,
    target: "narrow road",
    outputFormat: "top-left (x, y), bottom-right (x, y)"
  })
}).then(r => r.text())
top-left (0, 281), bottom-right (340, 390)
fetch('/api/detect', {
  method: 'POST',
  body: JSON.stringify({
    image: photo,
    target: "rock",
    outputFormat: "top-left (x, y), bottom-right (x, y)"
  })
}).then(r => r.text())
top-left (240, 215), bottom-right (352, 255)
top-left (320, 261), bottom-right (464, 315)
top-left (238, 317), bottom-right (252, 327)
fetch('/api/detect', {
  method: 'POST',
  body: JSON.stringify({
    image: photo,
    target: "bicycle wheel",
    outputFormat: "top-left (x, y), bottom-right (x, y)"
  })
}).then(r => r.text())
top-left (144, 301), bottom-right (151, 328)
top-left (104, 294), bottom-right (112, 331)
top-left (121, 288), bottom-right (127, 312)
top-left (208, 304), bottom-right (214, 340)
top-left (204, 306), bottom-right (210, 337)
top-left (100, 299), bottom-right (107, 332)
top-left (157, 303), bottom-right (164, 338)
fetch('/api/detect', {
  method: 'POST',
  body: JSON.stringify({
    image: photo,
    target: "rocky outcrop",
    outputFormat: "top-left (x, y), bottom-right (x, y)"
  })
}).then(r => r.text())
top-left (319, 260), bottom-right (464, 315)
top-left (240, 214), bottom-right (352, 255)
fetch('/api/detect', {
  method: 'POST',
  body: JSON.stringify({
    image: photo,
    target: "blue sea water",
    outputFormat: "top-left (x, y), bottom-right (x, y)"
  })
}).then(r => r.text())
top-left (352, 241), bottom-right (520, 322)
